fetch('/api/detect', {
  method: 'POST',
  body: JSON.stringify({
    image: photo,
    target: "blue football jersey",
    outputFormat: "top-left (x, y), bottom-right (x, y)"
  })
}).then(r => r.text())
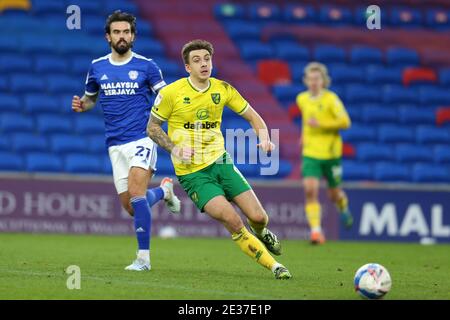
top-left (85, 52), bottom-right (166, 147)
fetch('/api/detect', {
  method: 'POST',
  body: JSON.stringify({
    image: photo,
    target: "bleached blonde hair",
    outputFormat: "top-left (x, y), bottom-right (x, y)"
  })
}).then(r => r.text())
top-left (303, 62), bottom-right (331, 88)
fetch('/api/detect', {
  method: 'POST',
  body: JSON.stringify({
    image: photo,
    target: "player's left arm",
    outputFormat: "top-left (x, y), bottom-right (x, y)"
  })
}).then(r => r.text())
top-left (241, 106), bottom-right (275, 153)
top-left (316, 96), bottom-right (351, 130)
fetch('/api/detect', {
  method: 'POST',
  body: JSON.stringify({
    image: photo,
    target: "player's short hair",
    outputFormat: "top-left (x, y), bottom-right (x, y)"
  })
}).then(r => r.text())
top-left (303, 62), bottom-right (331, 88)
top-left (181, 39), bottom-right (214, 64)
top-left (105, 10), bottom-right (137, 34)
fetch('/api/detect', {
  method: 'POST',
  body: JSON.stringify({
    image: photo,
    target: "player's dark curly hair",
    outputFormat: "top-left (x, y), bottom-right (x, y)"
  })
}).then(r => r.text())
top-left (105, 10), bottom-right (137, 34)
top-left (181, 39), bottom-right (214, 64)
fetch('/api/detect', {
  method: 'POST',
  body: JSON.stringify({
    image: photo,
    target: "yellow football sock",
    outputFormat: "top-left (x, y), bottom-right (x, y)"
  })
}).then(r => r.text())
top-left (247, 217), bottom-right (268, 237)
top-left (336, 194), bottom-right (348, 213)
top-left (232, 227), bottom-right (276, 271)
top-left (305, 202), bottom-right (321, 230)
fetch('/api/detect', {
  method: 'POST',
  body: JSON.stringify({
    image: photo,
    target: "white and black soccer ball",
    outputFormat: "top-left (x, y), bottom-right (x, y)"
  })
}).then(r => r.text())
top-left (354, 263), bottom-right (392, 299)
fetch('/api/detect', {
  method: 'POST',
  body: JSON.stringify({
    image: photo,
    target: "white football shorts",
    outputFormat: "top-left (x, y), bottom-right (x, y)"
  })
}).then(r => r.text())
top-left (108, 137), bottom-right (157, 194)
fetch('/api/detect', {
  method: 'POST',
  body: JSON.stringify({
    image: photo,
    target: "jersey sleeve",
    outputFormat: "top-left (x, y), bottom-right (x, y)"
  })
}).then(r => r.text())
top-left (225, 82), bottom-right (249, 115)
top-left (146, 60), bottom-right (166, 93)
top-left (84, 63), bottom-right (99, 96)
top-left (150, 88), bottom-right (173, 122)
top-left (330, 94), bottom-right (349, 119)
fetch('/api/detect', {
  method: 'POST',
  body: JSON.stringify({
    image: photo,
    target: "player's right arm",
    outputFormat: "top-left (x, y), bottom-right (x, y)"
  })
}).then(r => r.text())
top-left (72, 94), bottom-right (97, 113)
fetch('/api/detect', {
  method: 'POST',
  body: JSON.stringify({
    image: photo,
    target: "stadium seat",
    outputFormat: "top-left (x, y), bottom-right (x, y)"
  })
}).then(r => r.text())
top-left (357, 144), bottom-right (395, 161)
top-left (436, 107), bottom-right (450, 126)
top-left (396, 144), bottom-right (434, 163)
top-left (69, 54), bottom-right (94, 76)
top-left (23, 94), bottom-right (61, 114)
top-left (239, 41), bottom-right (274, 60)
top-left (57, 36), bottom-right (96, 55)
top-left (0, 35), bottom-right (19, 53)
top-left (329, 65), bottom-right (365, 83)
top-left (11, 133), bottom-right (48, 153)
top-left (73, 115), bottom-right (105, 134)
top-left (386, 47), bottom-right (420, 66)
top-left (274, 43), bottom-right (309, 62)
top-left (19, 35), bottom-right (55, 53)
top-left (50, 134), bottom-right (88, 154)
top-left (0, 151), bottom-right (24, 171)
top-left (361, 105), bottom-right (398, 123)
top-left (439, 68), bottom-right (450, 87)
top-left (319, 5), bottom-right (352, 25)
top-left (0, 136), bottom-right (10, 151)
top-left (257, 60), bottom-right (291, 85)
top-left (342, 161), bottom-right (373, 180)
top-left (87, 135), bottom-right (107, 154)
top-left (290, 62), bottom-right (308, 83)
top-left (31, 0), bottom-right (65, 14)
top-left (350, 46), bottom-right (383, 65)
top-left (10, 73), bottom-right (46, 93)
top-left (419, 87), bottom-right (450, 106)
top-left (249, 3), bottom-right (281, 21)
top-left (374, 162), bottom-right (411, 182)
top-left (382, 85), bottom-right (418, 104)
top-left (425, 9), bottom-right (450, 30)
top-left (0, 54), bottom-right (30, 73)
top-left (104, 1), bottom-right (139, 16)
top-left (284, 4), bottom-right (316, 23)
top-left (341, 125), bottom-right (376, 142)
top-left (133, 39), bottom-right (165, 57)
top-left (0, 113), bottom-right (34, 133)
top-left (366, 66), bottom-right (403, 84)
top-left (225, 22), bottom-right (260, 41)
top-left (344, 104), bottom-right (362, 122)
top-left (64, 153), bottom-right (102, 173)
top-left (412, 164), bottom-right (450, 182)
top-left (313, 45), bottom-right (346, 63)
top-left (214, 3), bottom-right (245, 20)
top-left (46, 74), bottom-right (83, 93)
top-left (390, 7), bottom-right (423, 27)
top-left (34, 55), bottom-right (68, 74)
top-left (399, 106), bottom-right (436, 124)
top-left (378, 125), bottom-right (415, 143)
top-left (272, 85), bottom-right (304, 105)
top-left (346, 85), bottom-right (381, 103)
top-left (0, 94), bottom-right (22, 112)
top-left (416, 126), bottom-right (450, 144)
top-left (36, 115), bottom-right (73, 134)
top-left (64, 0), bottom-right (102, 15)
top-left (25, 153), bottom-right (63, 172)
top-left (402, 67), bottom-right (437, 86)
top-left (342, 143), bottom-right (355, 158)
top-left (434, 145), bottom-right (450, 163)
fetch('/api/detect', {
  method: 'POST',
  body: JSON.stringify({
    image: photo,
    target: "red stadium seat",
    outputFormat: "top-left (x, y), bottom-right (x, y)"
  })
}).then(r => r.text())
top-left (257, 60), bottom-right (291, 86)
top-left (402, 67), bottom-right (437, 86)
top-left (343, 143), bottom-right (356, 159)
top-left (288, 103), bottom-right (301, 121)
top-left (436, 107), bottom-right (450, 126)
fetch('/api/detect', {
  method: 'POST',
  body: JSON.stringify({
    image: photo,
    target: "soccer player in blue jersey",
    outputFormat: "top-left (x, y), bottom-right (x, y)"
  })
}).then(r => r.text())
top-left (71, 11), bottom-right (180, 271)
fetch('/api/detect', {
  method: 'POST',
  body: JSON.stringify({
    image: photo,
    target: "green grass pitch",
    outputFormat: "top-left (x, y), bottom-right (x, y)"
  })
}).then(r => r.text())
top-left (0, 233), bottom-right (448, 300)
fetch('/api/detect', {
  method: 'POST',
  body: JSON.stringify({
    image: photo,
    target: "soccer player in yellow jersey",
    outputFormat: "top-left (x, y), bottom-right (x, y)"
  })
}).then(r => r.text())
top-left (296, 62), bottom-right (353, 245)
top-left (147, 39), bottom-right (291, 279)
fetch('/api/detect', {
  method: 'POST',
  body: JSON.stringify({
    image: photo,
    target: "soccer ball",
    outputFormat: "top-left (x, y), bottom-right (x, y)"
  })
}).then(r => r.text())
top-left (354, 263), bottom-right (392, 299)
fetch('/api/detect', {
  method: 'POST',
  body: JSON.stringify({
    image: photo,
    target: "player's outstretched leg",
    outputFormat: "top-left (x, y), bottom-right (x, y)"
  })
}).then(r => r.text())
top-left (145, 177), bottom-right (181, 214)
top-left (328, 188), bottom-right (353, 229)
top-left (204, 195), bottom-right (291, 280)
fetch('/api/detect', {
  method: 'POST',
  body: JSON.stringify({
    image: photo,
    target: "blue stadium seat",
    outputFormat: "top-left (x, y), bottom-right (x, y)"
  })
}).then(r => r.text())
top-left (284, 4), bottom-right (316, 23)
top-left (87, 135), bottom-right (107, 154)
top-left (249, 3), bottom-right (281, 21)
top-left (0, 136), bottom-right (10, 151)
top-left (25, 153), bottom-right (63, 172)
top-left (346, 85), bottom-right (381, 103)
top-left (0, 94), bottom-right (22, 112)
top-left (64, 153), bottom-right (102, 173)
top-left (0, 36), bottom-right (19, 53)
top-left (31, 0), bottom-right (66, 14)
top-left (350, 46), bottom-right (383, 65)
top-left (374, 162), bottom-right (411, 181)
top-left (378, 125), bottom-right (415, 143)
top-left (290, 62), bottom-right (308, 82)
top-left (0, 152), bottom-right (24, 171)
top-left (434, 145), bottom-right (450, 163)
top-left (329, 65), bottom-right (365, 83)
top-left (341, 125), bottom-right (376, 142)
top-left (425, 9), bottom-right (450, 30)
top-left (439, 68), bottom-right (450, 87)
top-left (274, 43), bottom-right (309, 62)
top-left (382, 85), bottom-right (418, 104)
top-left (19, 35), bottom-right (55, 54)
top-left (36, 115), bottom-right (73, 134)
top-left (366, 66), bottom-right (403, 84)
top-left (0, 53), bottom-right (33, 74)
top-left (272, 85), bottom-right (305, 105)
top-left (104, 1), bottom-right (139, 16)
top-left (67, 0), bottom-right (102, 15)
top-left (34, 55), bottom-right (68, 74)
top-left (412, 164), bottom-right (450, 182)
top-left (398, 106), bottom-right (436, 124)
top-left (239, 41), bottom-right (274, 60)
top-left (69, 55), bottom-right (93, 76)
top-left (82, 15), bottom-right (106, 35)
top-left (419, 87), bottom-right (450, 106)
top-left (225, 22), bottom-right (260, 41)
top-left (10, 73), bottom-right (46, 93)
top-left (11, 133), bottom-right (48, 153)
top-left (344, 104), bottom-right (362, 121)
top-left (390, 7), bottom-right (423, 28)
top-left (396, 144), bottom-right (434, 163)
top-left (0, 77), bottom-right (7, 92)
top-left (361, 105), bottom-right (397, 123)
top-left (0, 113), bottom-right (34, 133)
top-left (46, 74), bottom-right (83, 93)
top-left (357, 144), bottom-right (395, 161)
top-left (133, 39), bottom-right (165, 57)
top-left (24, 94), bottom-right (61, 114)
top-left (342, 161), bottom-right (373, 180)
top-left (416, 126), bottom-right (450, 144)
top-left (50, 134), bottom-right (88, 154)
top-left (313, 45), bottom-right (346, 63)
top-left (154, 59), bottom-right (183, 77)
top-left (214, 3), bottom-right (245, 20)
top-left (319, 6), bottom-right (353, 25)
top-left (73, 115), bottom-right (105, 134)
top-left (386, 47), bottom-right (419, 66)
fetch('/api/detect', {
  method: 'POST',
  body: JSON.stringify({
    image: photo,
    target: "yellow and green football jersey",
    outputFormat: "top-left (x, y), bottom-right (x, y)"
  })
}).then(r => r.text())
top-left (296, 89), bottom-right (350, 160)
top-left (151, 77), bottom-right (249, 176)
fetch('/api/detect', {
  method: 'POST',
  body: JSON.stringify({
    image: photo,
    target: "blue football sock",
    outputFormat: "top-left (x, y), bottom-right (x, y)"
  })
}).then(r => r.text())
top-left (131, 196), bottom-right (151, 250)
top-left (146, 187), bottom-right (165, 207)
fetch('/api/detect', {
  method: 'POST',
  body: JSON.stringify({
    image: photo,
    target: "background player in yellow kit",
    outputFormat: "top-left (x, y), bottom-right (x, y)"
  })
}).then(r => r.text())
top-left (147, 40), bottom-right (291, 279)
top-left (296, 62), bottom-right (353, 245)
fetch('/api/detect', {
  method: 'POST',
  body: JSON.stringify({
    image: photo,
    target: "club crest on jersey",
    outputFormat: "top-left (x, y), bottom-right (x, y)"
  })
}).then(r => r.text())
top-left (128, 70), bottom-right (139, 80)
top-left (211, 93), bottom-right (220, 104)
